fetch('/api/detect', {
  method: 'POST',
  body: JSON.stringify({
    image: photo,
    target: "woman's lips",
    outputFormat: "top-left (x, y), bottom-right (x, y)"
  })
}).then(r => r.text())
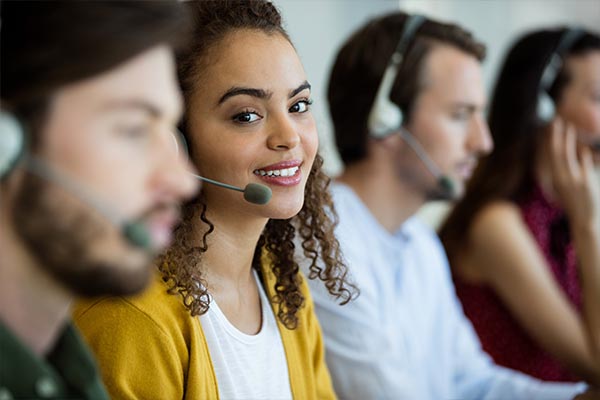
top-left (253, 160), bottom-right (303, 186)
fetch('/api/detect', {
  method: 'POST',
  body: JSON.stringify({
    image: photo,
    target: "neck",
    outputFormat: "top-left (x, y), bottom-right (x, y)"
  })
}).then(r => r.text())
top-left (338, 157), bottom-right (425, 233)
top-left (191, 200), bottom-right (268, 290)
top-left (0, 209), bottom-right (72, 356)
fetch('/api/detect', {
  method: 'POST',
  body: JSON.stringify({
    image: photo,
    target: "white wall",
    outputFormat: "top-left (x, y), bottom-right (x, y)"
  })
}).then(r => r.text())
top-left (273, 0), bottom-right (600, 228)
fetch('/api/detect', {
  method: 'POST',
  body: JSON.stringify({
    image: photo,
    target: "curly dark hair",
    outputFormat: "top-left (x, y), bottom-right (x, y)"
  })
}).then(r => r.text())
top-left (158, 0), bottom-right (357, 330)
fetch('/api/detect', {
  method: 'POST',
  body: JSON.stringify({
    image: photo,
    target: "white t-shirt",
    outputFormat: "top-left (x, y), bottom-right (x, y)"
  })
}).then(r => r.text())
top-left (200, 270), bottom-right (292, 400)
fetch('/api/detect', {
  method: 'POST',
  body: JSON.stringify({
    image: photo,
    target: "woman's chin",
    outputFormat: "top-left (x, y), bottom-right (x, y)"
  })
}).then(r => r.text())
top-left (262, 200), bottom-right (304, 221)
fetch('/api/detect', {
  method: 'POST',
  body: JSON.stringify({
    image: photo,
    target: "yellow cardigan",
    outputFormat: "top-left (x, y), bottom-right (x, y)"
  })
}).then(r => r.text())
top-left (73, 262), bottom-right (336, 400)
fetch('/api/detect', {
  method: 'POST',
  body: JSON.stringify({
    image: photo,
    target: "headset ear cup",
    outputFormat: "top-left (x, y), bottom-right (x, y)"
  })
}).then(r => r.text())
top-left (0, 111), bottom-right (25, 179)
top-left (368, 98), bottom-right (404, 139)
top-left (536, 91), bottom-right (556, 125)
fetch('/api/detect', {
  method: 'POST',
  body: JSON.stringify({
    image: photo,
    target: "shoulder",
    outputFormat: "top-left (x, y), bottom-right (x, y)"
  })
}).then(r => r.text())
top-left (72, 273), bottom-right (213, 399)
top-left (463, 200), bottom-right (547, 285)
top-left (73, 272), bottom-right (196, 343)
top-left (403, 217), bottom-right (447, 261)
top-left (469, 201), bottom-right (525, 245)
top-left (329, 183), bottom-right (365, 227)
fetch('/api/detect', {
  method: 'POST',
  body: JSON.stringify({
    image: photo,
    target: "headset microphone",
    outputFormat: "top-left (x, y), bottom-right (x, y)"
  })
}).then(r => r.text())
top-left (191, 173), bottom-right (272, 205)
top-left (25, 156), bottom-right (153, 250)
top-left (169, 128), bottom-right (272, 205)
top-left (398, 128), bottom-right (456, 198)
top-left (1, 110), bottom-right (152, 249)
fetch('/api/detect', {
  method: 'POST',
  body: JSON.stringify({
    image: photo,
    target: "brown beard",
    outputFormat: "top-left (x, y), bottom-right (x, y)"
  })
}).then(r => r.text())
top-left (11, 172), bottom-right (153, 297)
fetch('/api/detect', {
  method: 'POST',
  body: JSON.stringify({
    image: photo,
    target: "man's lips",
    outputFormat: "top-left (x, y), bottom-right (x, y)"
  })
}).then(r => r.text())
top-left (140, 206), bottom-right (180, 249)
top-left (456, 159), bottom-right (477, 179)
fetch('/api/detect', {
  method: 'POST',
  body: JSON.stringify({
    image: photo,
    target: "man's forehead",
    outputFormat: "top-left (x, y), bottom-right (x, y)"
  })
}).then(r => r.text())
top-left (418, 45), bottom-right (485, 103)
top-left (51, 46), bottom-right (182, 118)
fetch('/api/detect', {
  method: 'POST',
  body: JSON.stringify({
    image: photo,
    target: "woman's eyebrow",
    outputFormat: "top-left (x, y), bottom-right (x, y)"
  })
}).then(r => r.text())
top-left (218, 87), bottom-right (272, 105)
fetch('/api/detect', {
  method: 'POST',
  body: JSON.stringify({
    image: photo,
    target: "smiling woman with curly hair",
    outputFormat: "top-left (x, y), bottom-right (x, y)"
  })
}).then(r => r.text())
top-left (73, 1), bottom-right (356, 399)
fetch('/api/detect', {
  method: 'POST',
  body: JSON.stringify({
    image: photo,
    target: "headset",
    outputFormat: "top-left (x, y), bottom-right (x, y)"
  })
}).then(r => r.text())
top-left (536, 27), bottom-right (585, 124)
top-left (367, 14), bottom-right (455, 198)
top-left (0, 109), bottom-right (25, 180)
top-left (0, 108), bottom-right (155, 249)
top-left (368, 14), bottom-right (426, 138)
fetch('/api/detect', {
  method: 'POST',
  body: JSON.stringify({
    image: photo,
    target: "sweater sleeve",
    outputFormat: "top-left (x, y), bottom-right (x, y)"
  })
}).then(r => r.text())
top-left (302, 278), bottom-right (337, 400)
top-left (73, 298), bottom-right (187, 400)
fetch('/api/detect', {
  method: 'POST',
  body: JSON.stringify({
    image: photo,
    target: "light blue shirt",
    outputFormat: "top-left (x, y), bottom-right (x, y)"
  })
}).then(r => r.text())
top-left (306, 182), bottom-right (586, 400)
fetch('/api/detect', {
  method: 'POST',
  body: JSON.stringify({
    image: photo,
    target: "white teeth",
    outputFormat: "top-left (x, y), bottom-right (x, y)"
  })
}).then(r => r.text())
top-left (253, 166), bottom-right (299, 177)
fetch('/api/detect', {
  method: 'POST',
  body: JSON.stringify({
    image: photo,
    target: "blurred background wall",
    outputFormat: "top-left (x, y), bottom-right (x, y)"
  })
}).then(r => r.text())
top-left (273, 0), bottom-right (600, 228)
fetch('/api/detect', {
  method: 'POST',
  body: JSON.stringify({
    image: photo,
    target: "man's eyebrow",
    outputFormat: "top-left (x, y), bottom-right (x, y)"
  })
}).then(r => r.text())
top-left (100, 99), bottom-right (163, 118)
top-left (289, 81), bottom-right (311, 98)
top-left (451, 102), bottom-right (479, 112)
top-left (218, 87), bottom-right (272, 105)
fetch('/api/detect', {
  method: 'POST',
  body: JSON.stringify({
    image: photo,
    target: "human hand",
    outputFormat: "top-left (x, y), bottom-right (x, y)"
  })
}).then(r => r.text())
top-left (548, 118), bottom-right (599, 231)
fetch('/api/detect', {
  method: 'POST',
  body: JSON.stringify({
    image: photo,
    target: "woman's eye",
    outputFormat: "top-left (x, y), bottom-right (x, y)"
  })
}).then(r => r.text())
top-left (232, 111), bottom-right (261, 124)
top-left (289, 99), bottom-right (313, 113)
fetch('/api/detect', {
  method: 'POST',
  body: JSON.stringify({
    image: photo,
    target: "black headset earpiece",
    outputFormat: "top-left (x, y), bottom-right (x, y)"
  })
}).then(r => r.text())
top-left (367, 14), bottom-right (426, 139)
top-left (0, 109), bottom-right (26, 180)
top-left (536, 28), bottom-right (585, 125)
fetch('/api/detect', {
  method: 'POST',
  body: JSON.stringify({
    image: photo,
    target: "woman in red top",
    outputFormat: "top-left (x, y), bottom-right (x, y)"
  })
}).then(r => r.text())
top-left (439, 27), bottom-right (600, 385)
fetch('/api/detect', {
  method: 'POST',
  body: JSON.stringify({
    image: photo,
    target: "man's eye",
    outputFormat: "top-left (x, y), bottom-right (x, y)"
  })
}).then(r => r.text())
top-left (119, 125), bottom-right (151, 138)
top-left (451, 111), bottom-right (470, 121)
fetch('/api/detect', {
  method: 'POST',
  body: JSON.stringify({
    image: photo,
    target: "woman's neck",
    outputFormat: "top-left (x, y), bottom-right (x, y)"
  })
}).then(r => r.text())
top-left (191, 202), bottom-right (268, 334)
top-left (192, 202), bottom-right (268, 288)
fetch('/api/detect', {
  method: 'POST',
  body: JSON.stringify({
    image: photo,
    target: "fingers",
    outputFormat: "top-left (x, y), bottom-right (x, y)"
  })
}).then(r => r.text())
top-left (550, 118), bottom-right (567, 189)
top-left (581, 145), bottom-right (594, 182)
top-left (564, 122), bottom-right (582, 181)
top-left (550, 118), bottom-right (585, 185)
top-left (580, 146), bottom-right (600, 206)
top-left (548, 117), bottom-right (600, 226)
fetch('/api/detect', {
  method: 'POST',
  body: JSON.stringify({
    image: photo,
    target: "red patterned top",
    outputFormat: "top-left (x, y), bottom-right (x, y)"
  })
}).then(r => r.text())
top-left (453, 183), bottom-right (581, 382)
